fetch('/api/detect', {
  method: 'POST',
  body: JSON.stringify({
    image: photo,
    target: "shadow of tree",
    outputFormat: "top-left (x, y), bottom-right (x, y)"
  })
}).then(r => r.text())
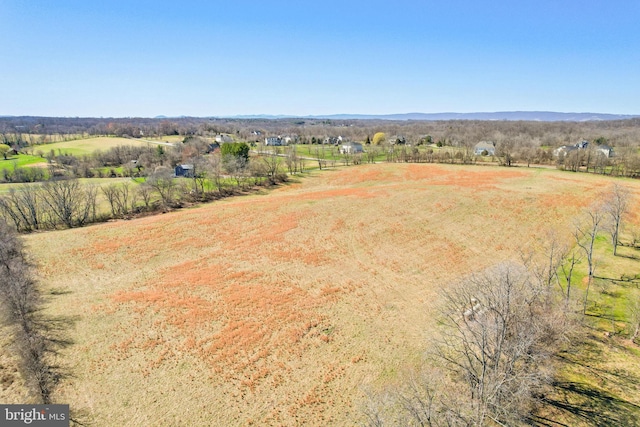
top-left (541, 381), bottom-right (640, 427)
top-left (533, 331), bottom-right (640, 426)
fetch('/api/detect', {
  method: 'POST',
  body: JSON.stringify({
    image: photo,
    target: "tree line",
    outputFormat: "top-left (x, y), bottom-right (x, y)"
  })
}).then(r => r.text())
top-left (4, 115), bottom-right (640, 181)
top-left (0, 144), bottom-right (294, 232)
top-left (3, 116), bottom-right (640, 148)
top-left (0, 221), bottom-right (68, 403)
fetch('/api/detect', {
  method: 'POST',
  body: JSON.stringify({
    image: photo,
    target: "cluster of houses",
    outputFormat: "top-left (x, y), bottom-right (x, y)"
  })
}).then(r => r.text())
top-left (553, 140), bottom-right (614, 158)
top-left (264, 134), bottom-right (364, 154)
top-left (174, 134), bottom-right (615, 177)
top-left (473, 139), bottom-right (614, 158)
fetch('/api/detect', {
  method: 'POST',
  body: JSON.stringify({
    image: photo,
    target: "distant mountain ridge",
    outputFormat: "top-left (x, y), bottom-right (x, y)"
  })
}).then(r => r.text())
top-left (2, 112), bottom-right (638, 122)
top-left (229, 111), bottom-right (639, 122)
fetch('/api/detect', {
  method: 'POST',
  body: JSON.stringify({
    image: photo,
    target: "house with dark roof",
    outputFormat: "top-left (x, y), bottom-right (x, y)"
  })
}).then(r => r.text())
top-left (206, 142), bottom-right (220, 153)
top-left (175, 164), bottom-right (194, 178)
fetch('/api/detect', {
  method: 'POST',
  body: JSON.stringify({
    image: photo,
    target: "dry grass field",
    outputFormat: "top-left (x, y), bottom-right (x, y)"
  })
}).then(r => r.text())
top-left (40, 136), bottom-right (154, 156)
top-left (14, 163), bottom-right (640, 425)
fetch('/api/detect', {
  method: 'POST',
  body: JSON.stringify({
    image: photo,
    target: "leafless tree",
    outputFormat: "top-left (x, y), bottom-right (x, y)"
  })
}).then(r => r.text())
top-left (0, 185), bottom-right (46, 232)
top-left (573, 202), bottom-right (606, 314)
top-left (248, 159), bottom-right (267, 186)
top-left (313, 146), bottom-right (327, 169)
top-left (496, 140), bottom-right (516, 166)
top-left (102, 182), bottom-right (132, 218)
top-left (629, 298), bottom-right (640, 343)
top-left (285, 146), bottom-right (300, 174)
top-left (261, 151), bottom-right (282, 184)
top-left (341, 151), bottom-right (353, 166)
top-left (560, 250), bottom-right (581, 307)
top-left (41, 179), bottom-right (96, 228)
top-left (115, 182), bottom-right (130, 212)
top-left (136, 183), bottom-right (153, 210)
top-left (0, 221), bottom-right (60, 403)
top-left (366, 262), bottom-right (569, 426)
top-left (102, 184), bottom-right (120, 217)
top-left (207, 153), bottom-right (225, 195)
top-left (604, 184), bottom-right (629, 255)
top-left (146, 166), bottom-right (176, 211)
top-left (362, 367), bottom-right (456, 427)
top-left (521, 232), bottom-right (569, 293)
top-left (433, 262), bottom-right (565, 425)
top-left (225, 156), bottom-right (249, 189)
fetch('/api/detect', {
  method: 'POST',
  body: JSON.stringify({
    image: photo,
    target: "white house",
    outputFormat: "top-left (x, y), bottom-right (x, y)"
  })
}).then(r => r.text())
top-left (596, 144), bottom-right (614, 158)
top-left (324, 136), bottom-right (343, 145)
top-left (474, 141), bottom-right (496, 156)
top-left (265, 136), bottom-right (283, 146)
top-left (215, 134), bottom-right (233, 143)
top-left (339, 141), bottom-right (364, 154)
top-left (553, 140), bottom-right (614, 158)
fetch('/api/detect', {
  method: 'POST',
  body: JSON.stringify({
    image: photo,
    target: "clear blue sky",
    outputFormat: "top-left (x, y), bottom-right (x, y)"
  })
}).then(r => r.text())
top-left (1, 1), bottom-right (639, 117)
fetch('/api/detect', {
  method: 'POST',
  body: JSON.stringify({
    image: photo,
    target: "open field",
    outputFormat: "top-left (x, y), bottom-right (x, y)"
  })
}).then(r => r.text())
top-left (15, 163), bottom-right (640, 425)
top-left (1, 137), bottom-right (155, 181)
top-left (0, 154), bottom-right (47, 171)
top-left (0, 177), bottom-right (136, 195)
top-left (135, 135), bottom-right (185, 144)
top-left (37, 136), bottom-right (153, 156)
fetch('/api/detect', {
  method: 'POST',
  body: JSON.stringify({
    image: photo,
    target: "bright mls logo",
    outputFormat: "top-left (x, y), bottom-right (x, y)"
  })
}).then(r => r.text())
top-left (1, 405), bottom-right (69, 426)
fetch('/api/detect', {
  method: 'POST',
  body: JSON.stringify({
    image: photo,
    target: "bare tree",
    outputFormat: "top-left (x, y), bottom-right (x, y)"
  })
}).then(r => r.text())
top-left (629, 298), bottom-right (640, 343)
top-left (604, 183), bottom-right (629, 256)
top-left (207, 153), bottom-right (225, 195)
top-left (341, 151), bottom-right (353, 166)
top-left (225, 155), bottom-right (248, 189)
top-left (521, 232), bottom-right (568, 293)
top-left (285, 146), bottom-right (299, 174)
top-left (146, 166), bottom-right (176, 211)
top-left (101, 182), bottom-right (132, 218)
top-left (433, 262), bottom-right (564, 425)
top-left (573, 203), bottom-right (606, 314)
top-left (191, 156), bottom-right (209, 199)
top-left (136, 183), bottom-right (153, 210)
top-left (248, 159), bottom-right (267, 186)
top-left (101, 184), bottom-right (120, 217)
top-left (362, 367), bottom-right (454, 427)
top-left (365, 262), bottom-right (568, 426)
top-left (0, 221), bottom-right (58, 403)
top-left (313, 146), bottom-right (327, 169)
top-left (496, 140), bottom-right (516, 166)
top-left (0, 185), bottom-right (45, 232)
top-left (261, 151), bottom-right (282, 184)
top-left (366, 145), bottom-right (379, 164)
top-left (560, 250), bottom-right (581, 307)
top-left (41, 179), bottom-right (96, 228)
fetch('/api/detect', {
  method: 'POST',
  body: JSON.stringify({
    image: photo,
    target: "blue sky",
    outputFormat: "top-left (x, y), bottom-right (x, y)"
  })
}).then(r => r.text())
top-left (1, 1), bottom-right (639, 117)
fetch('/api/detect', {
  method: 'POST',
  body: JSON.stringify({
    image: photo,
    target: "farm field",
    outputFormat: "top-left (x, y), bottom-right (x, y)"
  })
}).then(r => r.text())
top-left (18, 163), bottom-right (640, 425)
top-left (135, 135), bottom-right (185, 144)
top-left (39, 136), bottom-right (154, 156)
top-left (0, 153), bottom-right (47, 171)
top-left (1, 136), bottom-right (160, 181)
top-left (0, 177), bottom-right (135, 192)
